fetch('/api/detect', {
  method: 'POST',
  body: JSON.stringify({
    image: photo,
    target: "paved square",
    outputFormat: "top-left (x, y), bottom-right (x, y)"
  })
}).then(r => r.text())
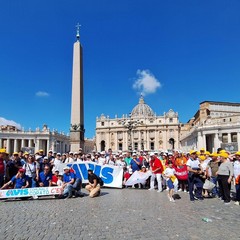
top-left (0, 188), bottom-right (239, 240)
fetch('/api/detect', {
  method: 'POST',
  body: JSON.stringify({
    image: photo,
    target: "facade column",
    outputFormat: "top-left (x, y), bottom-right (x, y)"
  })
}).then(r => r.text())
top-left (124, 130), bottom-right (128, 151)
top-left (0, 139), bottom-right (2, 148)
top-left (7, 139), bottom-right (11, 154)
top-left (228, 133), bottom-right (231, 143)
top-left (214, 133), bottom-right (219, 153)
top-left (146, 130), bottom-right (149, 151)
top-left (14, 139), bottom-right (18, 152)
top-left (36, 139), bottom-right (40, 151)
top-left (197, 132), bottom-right (203, 150)
top-left (47, 140), bottom-right (49, 153)
top-left (21, 139), bottom-right (24, 149)
top-left (154, 130), bottom-right (158, 150)
top-left (115, 132), bottom-right (118, 152)
top-left (237, 132), bottom-right (240, 150)
top-left (203, 134), bottom-right (206, 150)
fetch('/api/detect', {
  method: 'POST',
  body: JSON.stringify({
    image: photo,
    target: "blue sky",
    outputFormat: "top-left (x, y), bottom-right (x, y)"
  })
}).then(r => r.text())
top-left (1, 0), bottom-right (240, 138)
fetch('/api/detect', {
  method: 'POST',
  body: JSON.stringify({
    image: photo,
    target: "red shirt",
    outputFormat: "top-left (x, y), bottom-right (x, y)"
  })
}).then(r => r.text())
top-left (124, 172), bottom-right (131, 180)
top-left (0, 158), bottom-right (4, 175)
top-left (150, 157), bottom-right (164, 174)
top-left (52, 175), bottom-right (58, 184)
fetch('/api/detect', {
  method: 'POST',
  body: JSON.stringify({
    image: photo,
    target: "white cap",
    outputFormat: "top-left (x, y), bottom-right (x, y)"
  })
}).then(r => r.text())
top-left (150, 152), bottom-right (155, 157)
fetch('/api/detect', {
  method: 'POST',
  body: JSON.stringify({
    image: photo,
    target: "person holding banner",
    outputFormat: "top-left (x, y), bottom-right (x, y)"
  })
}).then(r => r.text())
top-left (38, 166), bottom-right (53, 187)
top-left (85, 168), bottom-right (101, 198)
top-left (0, 148), bottom-right (6, 187)
top-left (149, 152), bottom-right (164, 192)
top-left (1, 168), bottom-right (29, 190)
top-left (62, 166), bottom-right (82, 199)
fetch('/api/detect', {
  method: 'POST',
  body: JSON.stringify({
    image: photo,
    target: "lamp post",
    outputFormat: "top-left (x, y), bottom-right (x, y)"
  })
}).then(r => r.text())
top-left (119, 113), bottom-right (141, 151)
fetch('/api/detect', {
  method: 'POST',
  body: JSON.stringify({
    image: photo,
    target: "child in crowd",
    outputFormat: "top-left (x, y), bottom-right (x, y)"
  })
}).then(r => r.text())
top-left (57, 175), bottom-right (63, 187)
top-left (163, 161), bottom-right (178, 202)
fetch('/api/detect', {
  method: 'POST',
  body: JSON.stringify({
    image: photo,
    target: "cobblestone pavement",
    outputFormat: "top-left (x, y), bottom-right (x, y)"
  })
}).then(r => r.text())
top-left (0, 188), bottom-right (239, 240)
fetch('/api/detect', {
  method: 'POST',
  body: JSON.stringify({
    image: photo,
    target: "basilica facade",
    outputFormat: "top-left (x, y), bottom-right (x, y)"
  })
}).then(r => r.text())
top-left (95, 96), bottom-right (180, 152)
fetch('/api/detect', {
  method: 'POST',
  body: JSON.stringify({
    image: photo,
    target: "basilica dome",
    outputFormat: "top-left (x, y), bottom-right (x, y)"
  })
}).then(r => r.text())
top-left (131, 96), bottom-right (154, 118)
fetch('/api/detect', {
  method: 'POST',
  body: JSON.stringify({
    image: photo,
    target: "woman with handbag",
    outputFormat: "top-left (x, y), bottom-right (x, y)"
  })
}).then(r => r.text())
top-left (23, 155), bottom-right (40, 188)
top-left (216, 151), bottom-right (234, 205)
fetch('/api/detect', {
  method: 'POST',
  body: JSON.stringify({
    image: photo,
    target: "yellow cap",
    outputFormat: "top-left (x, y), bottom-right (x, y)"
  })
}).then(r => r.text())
top-left (189, 150), bottom-right (197, 155)
top-left (196, 151), bottom-right (200, 155)
top-left (210, 152), bottom-right (218, 157)
top-left (198, 155), bottom-right (206, 161)
top-left (219, 152), bottom-right (229, 158)
top-left (39, 149), bottom-right (44, 152)
top-left (219, 149), bottom-right (227, 154)
top-left (200, 148), bottom-right (205, 151)
top-left (0, 148), bottom-right (6, 153)
top-left (23, 152), bottom-right (29, 156)
top-left (13, 152), bottom-right (19, 155)
top-left (205, 151), bottom-right (210, 155)
top-left (235, 151), bottom-right (240, 156)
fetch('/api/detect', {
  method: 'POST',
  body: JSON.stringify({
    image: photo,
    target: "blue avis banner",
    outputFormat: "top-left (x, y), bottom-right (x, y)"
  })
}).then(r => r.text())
top-left (67, 162), bottom-right (123, 188)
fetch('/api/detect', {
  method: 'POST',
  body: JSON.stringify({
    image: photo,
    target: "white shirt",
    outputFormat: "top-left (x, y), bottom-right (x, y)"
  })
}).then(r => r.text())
top-left (164, 167), bottom-right (176, 180)
top-left (23, 162), bottom-right (39, 178)
top-left (98, 157), bottom-right (106, 165)
top-left (234, 160), bottom-right (240, 178)
top-left (186, 158), bottom-right (200, 169)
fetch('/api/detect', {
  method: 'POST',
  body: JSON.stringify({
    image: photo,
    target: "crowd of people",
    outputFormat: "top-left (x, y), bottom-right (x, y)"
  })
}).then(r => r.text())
top-left (0, 147), bottom-right (239, 205)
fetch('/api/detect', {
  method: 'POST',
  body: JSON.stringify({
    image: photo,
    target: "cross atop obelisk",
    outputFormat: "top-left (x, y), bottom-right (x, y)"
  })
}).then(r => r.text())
top-left (76, 23), bottom-right (81, 41)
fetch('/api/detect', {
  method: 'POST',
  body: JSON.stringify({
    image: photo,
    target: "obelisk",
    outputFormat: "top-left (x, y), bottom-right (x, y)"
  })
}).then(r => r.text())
top-left (70, 23), bottom-right (84, 152)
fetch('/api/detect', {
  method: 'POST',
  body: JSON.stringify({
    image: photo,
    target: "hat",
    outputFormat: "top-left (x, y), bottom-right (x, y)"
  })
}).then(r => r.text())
top-left (48, 150), bottom-right (53, 153)
top-left (150, 152), bottom-right (155, 157)
top-left (63, 166), bottom-right (70, 170)
top-left (54, 169), bottom-right (59, 172)
top-left (69, 152), bottom-right (73, 155)
top-left (23, 152), bottom-right (29, 156)
top-left (0, 148), bottom-right (6, 153)
top-left (100, 151), bottom-right (105, 155)
top-left (39, 149), bottom-right (44, 152)
top-left (36, 155), bottom-right (42, 161)
top-left (74, 152), bottom-right (78, 155)
top-left (43, 156), bottom-right (48, 160)
top-left (19, 168), bottom-right (25, 173)
top-left (205, 151), bottom-right (210, 155)
top-left (141, 165), bottom-right (146, 168)
top-left (210, 152), bottom-right (218, 157)
top-left (235, 151), bottom-right (240, 156)
top-left (57, 153), bottom-right (61, 156)
top-left (200, 148), bottom-right (205, 152)
top-left (189, 150), bottom-right (197, 155)
top-left (198, 155), bottom-right (206, 161)
top-left (219, 152), bottom-right (229, 159)
top-left (132, 153), bottom-right (137, 156)
top-left (13, 152), bottom-right (19, 155)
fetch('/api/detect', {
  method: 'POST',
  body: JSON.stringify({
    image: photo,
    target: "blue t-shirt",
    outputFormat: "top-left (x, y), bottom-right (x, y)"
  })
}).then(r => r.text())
top-left (63, 172), bottom-right (75, 183)
top-left (130, 158), bottom-right (141, 172)
top-left (11, 175), bottom-right (28, 189)
top-left (39, 171), bottom-right (52, 187)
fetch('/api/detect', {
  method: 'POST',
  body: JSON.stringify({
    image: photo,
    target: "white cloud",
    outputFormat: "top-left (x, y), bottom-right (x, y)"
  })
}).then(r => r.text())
top-left (35, 91), bottom-right (50, 97)
top-left (0, 117), bottom-right (22, 129)
top-left (133, 69), bottom-right (161, 96)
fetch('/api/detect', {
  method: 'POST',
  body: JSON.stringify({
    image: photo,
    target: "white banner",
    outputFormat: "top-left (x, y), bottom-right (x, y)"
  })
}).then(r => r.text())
top-left (125, 170), bottom-right (151, 186)
top-left (67, 162), bottom-right (123, 188)
top-left (0, 187), bottom-right (62, 199)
